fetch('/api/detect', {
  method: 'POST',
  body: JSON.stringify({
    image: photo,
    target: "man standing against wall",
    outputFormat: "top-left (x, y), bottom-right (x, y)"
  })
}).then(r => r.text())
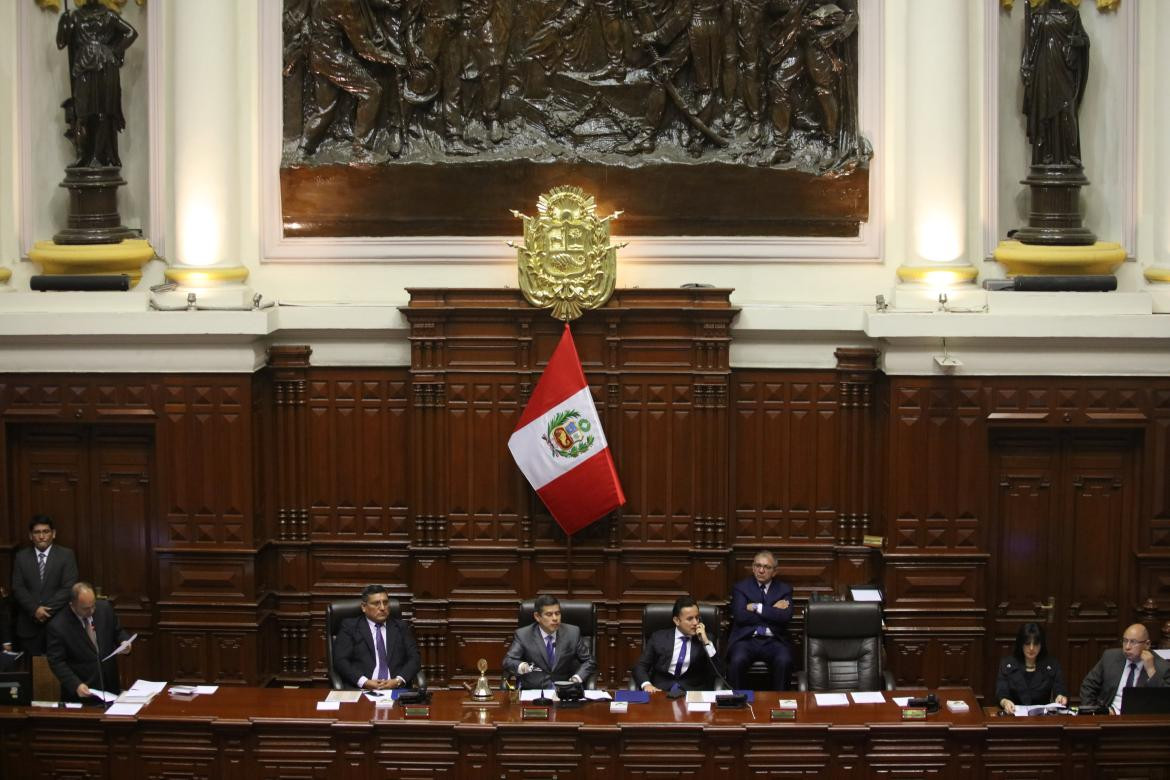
top-left (11, 516), bottom-right (78, 655)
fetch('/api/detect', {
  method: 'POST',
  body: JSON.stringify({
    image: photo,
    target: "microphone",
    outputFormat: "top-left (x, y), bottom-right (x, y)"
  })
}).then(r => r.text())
top-left (526, 662), bottom-right (554, 706)
top-left (90, 617), bottom-right (109, 709)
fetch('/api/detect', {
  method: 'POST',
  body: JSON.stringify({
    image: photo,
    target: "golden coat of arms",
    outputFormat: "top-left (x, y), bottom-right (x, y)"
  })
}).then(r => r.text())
top-left (510, 186), bottom-right (623, 322)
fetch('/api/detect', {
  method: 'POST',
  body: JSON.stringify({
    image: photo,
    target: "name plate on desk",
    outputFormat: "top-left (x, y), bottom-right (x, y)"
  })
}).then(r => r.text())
top-left (901, 707), bottom-right (927, 720)
top-left (522, 707), bottom-right (550, 720)
top-left (770, 708), bottom-right (797, 721)
top-left (403, 705), bottom-right (431, 718)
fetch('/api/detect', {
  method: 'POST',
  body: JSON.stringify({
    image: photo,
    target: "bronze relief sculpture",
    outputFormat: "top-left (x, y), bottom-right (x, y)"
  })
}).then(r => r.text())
top-left (280, 0), bottom-right (870, 237)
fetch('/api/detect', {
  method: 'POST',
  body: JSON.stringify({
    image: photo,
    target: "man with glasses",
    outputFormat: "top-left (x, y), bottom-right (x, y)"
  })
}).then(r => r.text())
top-left (1079, 623), bottom-right (1170, 713)
top-left (11, 516), bottom-right (78, 655)
top-left (726, 550), bottom-right (793, 690)
top-left (332, 584), bottom-right (421, 690)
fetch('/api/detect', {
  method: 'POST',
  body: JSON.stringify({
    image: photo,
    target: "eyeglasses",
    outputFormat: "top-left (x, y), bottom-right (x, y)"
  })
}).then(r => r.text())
top-left (1121, 638), bottom-right (1149, 647)
top-left (752, 563), bottom-right (775, 570)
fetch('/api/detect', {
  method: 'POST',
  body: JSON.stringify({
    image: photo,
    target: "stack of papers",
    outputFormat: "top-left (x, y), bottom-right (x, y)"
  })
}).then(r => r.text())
top-left (324, 690), bottom-right (363, 703)
top-left (814, 693), bottom-right (849, 706)
top-left (1013, 703), bottom-right (1063, 717)
top-left (850, 692), bottom-right (885, 704)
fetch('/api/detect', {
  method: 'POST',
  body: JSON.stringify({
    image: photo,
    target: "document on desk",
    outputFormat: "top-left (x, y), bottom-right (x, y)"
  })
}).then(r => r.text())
top-left (519, 689), bottom-right (557, 701)
top-left (1013, 703), bottom-right (1062, 717)
top-left (892, 697), bottom-right (912, 707)
top-left (686, 691), bottom-right (718, 703)
top-left (102, 634), bottom-right (138, 662)
top-left (315, 701), bottom-right (341, 711)
top-left (686, 702), bottom-right (712, 713)
top-left (88, 689), bottom-right (118, 703)
top-left (325, 690), bottom-right (362, 703)
top-left (125, 680), bottom-right (167, 696)
top-left (583, 690), bottom-right (612, 701)
top-left (850, 691), bottom-right (885, 704)
top-left (195, 685), bottom-right (219, 695)
top-left (850, 589), bottom-right (882, 602)
top-left (106, 702), bottom-right (144, 717)
top-left (814, 693), bottom-right (850, 706)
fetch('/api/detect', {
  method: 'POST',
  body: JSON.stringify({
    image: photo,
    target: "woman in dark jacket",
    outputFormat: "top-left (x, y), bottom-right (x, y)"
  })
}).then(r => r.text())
top-left (996, 622), bottom-right (1068, 714)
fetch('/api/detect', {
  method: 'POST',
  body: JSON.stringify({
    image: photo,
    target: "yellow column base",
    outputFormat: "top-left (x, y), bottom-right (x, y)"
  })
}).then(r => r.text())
top-left (1145, 266), bottom-right (1170, 284)
top-left (895, 265), bottom-right (979, 285)
top-left (164, 265), bottom-right (249, 287)
top-left (992, 240), bottom-right (1125, 276)
top-left (0, 267), bottom-right (10, 285)
top-left (28, 238), bottom-right (156, 288)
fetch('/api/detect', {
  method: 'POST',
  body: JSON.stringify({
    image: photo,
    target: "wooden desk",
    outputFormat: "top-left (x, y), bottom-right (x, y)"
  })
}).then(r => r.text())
top-left (2, 688), bottom-right (1168, 779)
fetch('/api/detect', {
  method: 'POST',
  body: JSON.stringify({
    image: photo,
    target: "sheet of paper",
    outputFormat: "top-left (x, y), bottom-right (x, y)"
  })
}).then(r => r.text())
top-left (64, 702), bottom-right (82, 709)
top-left (102, 634), bottom-right (138, 662)
top-left (850, 588), bottom-right (882, 602)
top-left (519, 689), bottom-right (557, 701)
top-left (315, 701), bottom-right (341, 711)
top-left (115, 694), bottom-right (154, 704)
top-left (814, 693), bottom-right (849, 706)
top-left (126, 680), bottom-right (167, 695)
top-left (892, 697), bottom-right (912, 707)
top-left (88, 689), bottom-right (118, 703)
top-left (194, 685), bottom-right (219, 695)
top-left (686, 691), bottom-right (718, 703)
top-left (1013, 703), bottom-right (1062, 717)
top-left (374, 698), bottom-right (393, 708)
top-left (686, 701), bottom-right (712, 713)
top-left (106, 702), bottom-right (144, 717)
top-left (324, 690), bottom-right (362, 703)
top-left (583, 690), bottom-right (612, 701)
top-left (850, 691), bottom-right (885, 704)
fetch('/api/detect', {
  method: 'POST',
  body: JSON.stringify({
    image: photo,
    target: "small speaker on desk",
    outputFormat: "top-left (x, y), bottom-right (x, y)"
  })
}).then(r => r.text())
top-left (30, 274), bottom-right (131, 291)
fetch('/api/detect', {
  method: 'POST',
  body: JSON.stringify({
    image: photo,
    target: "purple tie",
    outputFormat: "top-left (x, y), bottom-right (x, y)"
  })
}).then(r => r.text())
top-left (545, 634), bottom-right (555, 669)
top-left (674, 635), bottom-right (689, 677)
top-left (756, 582), bottom-right (768, 636)
top-left (1125, 662), bottom-right (1138, 689)
top-left (374, 624), bottom-right (388, 680)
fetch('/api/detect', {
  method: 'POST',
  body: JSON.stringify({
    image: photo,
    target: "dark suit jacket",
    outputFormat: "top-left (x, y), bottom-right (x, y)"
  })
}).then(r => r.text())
top-left (1079, 647), bottom-right (1170, 710)
top-left (11, 544), bottom-right (79, 640)
top-left (727, 576), bottom-right (793, 649)
top-left (502, 622), bottom-right (596, 688)
top-left (332, 616), bottom-right (421, 689)
top-left (633, 628), bottom-right (723, 691)
top-left (45, 600), bottom-right (129, 702)
top-left (995, 656), bottom-right (1067, 706)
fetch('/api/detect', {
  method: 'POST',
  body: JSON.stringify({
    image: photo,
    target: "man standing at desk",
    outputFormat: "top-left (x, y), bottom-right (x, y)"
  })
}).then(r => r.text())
top-left (46, 582), bottom-right (130, 703)
top-left (332, 584), bottom-right (421, 690)
top-left (1079, 623), bottom-right (1170, 713)
top-left (726, 549), bottom-right (793, 690)
top-left (635, 596), bottom-right (722, 692)
top-left (503, 595), bottom-right (596, 689)
top-left (12, 516), bottom-right (78, 655)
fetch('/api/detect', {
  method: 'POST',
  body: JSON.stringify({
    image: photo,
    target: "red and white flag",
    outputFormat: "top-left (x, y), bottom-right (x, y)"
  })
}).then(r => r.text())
top-left (508, 323), bottom-right (625, 535)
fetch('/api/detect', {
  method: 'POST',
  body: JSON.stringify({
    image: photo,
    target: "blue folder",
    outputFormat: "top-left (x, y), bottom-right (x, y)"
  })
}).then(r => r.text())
top-left (614, 690), bottom-right (650, 704)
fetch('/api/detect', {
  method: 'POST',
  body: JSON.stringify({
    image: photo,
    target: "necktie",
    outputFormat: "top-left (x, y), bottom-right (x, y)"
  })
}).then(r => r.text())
top-left (545, 634), bottom-right (556, 670)
top-left (756, 582), bottom-right (768, 635)
top-left (374, 624), bottom-right (388, 680)
top-left (674, 635), bottom-right (689, 677)
top-left (86, 618), bottom-right (98, 649)
top-left (1125, 661), bottom-right (1138, 689)
top-left (38, 552), bottom-right (47, 582)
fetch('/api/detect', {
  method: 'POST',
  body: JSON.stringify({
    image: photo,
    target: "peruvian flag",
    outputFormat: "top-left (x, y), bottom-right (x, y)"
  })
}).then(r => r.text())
top-left (508, 323), bottom-right (625, 535)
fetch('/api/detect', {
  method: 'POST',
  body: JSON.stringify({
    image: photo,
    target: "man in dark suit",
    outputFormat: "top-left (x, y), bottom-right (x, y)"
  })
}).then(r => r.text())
top-left (332, 584), bottom-right (421, 690)
top-left (726, 549), bottom-right (793, 690)
top-left (11, 516), bottom-right (79, 654)
top-left (502, 595), bottom-right (596, 689)
top-left (46, 582), bottom-right (130, 703)
top-left (634, 596), bottom-right (723, 692)
top-left (1079, 623), bottom-right (1170, 713)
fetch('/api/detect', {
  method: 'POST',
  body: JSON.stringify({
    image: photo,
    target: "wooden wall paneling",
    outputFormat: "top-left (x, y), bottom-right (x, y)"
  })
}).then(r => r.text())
top-left (834, 348), bottom-right (879, 546)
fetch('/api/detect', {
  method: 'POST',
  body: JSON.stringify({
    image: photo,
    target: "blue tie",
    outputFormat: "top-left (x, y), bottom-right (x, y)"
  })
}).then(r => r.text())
top-left (374, 624), bottom-right (388, 680)
top-left (674, 635), bottom-right (689, 677)
top-left (756, 582), bottom-right (768, 636)
top-left (1125, 662), bottom-right (1138, 688)
top-left (545, 634), bottom-right (556, 670)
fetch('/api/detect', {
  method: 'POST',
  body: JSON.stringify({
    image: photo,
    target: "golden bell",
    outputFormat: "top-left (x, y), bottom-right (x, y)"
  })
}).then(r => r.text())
top-left (471, 658), bottom-right (493, 701)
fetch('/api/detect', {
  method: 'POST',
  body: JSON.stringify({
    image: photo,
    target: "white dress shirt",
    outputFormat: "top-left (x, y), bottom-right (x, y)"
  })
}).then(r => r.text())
top-left (641, 629), bottom-right (716, 691)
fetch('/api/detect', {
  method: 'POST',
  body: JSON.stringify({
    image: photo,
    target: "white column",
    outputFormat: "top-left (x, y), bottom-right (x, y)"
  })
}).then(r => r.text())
top-left (163, 0), bottom-right (248, 296)
top-left (0, 0), bottom-right (17, 290)
top-left (896, 0), bottom-right (978, 302)
top-left (1146, 1), bottom-right (1170, 306)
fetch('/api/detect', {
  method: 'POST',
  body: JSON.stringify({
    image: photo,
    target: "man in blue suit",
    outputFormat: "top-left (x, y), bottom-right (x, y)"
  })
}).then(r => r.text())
top-left (332, 584), bottom-right (421, 690)
top-left (727, 550), bottom-right (793, 690)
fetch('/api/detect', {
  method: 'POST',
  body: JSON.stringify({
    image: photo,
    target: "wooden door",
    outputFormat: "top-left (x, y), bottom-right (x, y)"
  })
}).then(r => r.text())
top-left (7, 423), bottom-right (156, 681)
top-left (988, 429), bottom-right (1139, 703)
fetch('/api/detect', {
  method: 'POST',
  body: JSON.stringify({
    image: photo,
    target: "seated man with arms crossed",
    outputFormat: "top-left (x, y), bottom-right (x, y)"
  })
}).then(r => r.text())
top-left (1079, 622), bottom-right (1170, 713)
top-left (332, 584), bottom-right (421, 690)
top-left (634, 596), bottom-right (723, 693)
top-left (503, 595), bottom-right (596, 689)
top-left (726, 549), bottom-right (793, 690)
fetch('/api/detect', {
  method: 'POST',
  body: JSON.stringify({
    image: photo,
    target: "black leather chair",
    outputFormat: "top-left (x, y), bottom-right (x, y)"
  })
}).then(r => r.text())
top-left (325, 597), bottom-right (426, 690)
top-left (515, 599), bottom-right (598, 688)
top-left (629, 602), bottom-right (725, 690)
top-left (796, 601), bottom-right (894, 692)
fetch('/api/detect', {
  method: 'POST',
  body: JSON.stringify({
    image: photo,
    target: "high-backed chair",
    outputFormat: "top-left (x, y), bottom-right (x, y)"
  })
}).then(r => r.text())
top-left (629, 603), bottom-right (725, 689)
top-left (796, 601), bottom-right (894, 692)
top-left (325, 597), bottom-right (426, 690)
top-left (515, 599), bottom-right (598, 688)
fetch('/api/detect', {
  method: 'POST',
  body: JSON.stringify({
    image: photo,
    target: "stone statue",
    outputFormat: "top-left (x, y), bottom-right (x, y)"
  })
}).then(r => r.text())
top-left (56, 0), bottom-right (138, 168)
top-left (1021, 0), bottom-right (1089, 167)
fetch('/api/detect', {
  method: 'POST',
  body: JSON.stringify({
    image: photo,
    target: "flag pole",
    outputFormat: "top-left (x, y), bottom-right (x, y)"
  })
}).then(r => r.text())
top-left (564, 320), bottom-right (573, 598)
